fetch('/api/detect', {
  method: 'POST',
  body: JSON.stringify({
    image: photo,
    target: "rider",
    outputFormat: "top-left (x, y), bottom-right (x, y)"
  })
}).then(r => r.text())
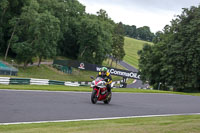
top-left (97, 67), bottom-right (112, 94)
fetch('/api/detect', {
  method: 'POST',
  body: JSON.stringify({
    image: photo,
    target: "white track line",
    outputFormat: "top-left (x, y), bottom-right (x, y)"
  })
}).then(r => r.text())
top-left (1, 113), bottom-right (200, 125)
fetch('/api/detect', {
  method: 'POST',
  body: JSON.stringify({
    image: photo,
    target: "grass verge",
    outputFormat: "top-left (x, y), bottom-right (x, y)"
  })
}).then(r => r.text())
top-left (0, 85), bottom-right (200, 96)
top-left (1, 57), bottom-right (124, 82)
top-left (17, 65), bottom-right (98, 82)
top-left (0, 115), bottom-right (200, 133)
top-left (4, 64), bottom-right (122, 82)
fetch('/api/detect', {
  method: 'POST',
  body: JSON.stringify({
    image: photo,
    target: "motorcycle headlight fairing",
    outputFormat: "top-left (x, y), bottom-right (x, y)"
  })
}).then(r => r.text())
top-left (91, 81), bottom-right (95, 87)
top-left (97, 82), bottom-right (106, 87)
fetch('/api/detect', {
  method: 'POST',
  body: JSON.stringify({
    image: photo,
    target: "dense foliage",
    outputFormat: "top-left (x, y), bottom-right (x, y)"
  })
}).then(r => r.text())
top-left (123, 24), bottom-right (155, 42)
top-left (0, 0), bottom-right (125, 67)
top-left (138, 5), bottom-right (200, 92)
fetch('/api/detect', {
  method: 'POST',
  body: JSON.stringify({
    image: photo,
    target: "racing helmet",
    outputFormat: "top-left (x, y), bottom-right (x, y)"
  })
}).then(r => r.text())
top-left (101, 67), bottom-right (108, 76)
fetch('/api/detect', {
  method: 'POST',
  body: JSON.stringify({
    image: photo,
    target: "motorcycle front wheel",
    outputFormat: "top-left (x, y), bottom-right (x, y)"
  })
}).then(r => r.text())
top-left (104, 92), bottom-right (112, 104)
top-left (91, 90), bottom-right (98, 104)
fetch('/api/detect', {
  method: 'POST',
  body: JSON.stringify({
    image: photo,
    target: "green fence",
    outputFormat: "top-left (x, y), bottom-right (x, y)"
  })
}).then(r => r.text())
top-left (52, 64), bottom-right (72, 74)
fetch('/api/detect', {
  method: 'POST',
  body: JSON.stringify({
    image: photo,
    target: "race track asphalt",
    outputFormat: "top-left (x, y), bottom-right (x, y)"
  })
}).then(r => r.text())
top-left (1, 89), bottom-right (200, 124)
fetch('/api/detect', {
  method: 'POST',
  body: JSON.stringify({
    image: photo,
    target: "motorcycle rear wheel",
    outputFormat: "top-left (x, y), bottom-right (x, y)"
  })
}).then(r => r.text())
top-left (91, 90), bottom-right (98, 104)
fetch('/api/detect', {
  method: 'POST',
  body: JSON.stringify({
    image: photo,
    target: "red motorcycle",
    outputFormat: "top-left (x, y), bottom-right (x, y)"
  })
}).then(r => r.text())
top-left (90, 76), bottom-right (112, 104)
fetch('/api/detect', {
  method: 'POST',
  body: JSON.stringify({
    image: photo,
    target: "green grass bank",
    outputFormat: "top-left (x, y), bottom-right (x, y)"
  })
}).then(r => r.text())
top-left (124, 37), bottom-right (153, 69)
top-left (0, 115), bottom-right (200, 133)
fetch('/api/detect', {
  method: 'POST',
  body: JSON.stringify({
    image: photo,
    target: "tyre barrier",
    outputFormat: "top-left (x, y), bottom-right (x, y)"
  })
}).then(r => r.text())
top-left (0, 77), bottom-right (150, 89)
top-left (0, 77), bottom-right (10, 85)
top-left (10, 78), bottom-right (31, 85)
top-left (0, 77), bottom-right (121, 87)
top-left (30, 78), bottom-right (49, 85)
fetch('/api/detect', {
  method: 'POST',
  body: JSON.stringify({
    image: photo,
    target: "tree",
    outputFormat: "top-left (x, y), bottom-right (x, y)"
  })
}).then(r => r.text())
top-left (0, 0), bottom-right (9, 26)
top-left (111, 22), bottom-right (125, 66)
top-left (137, 26), bottom-right (154, 41)
top-left (34, 11), bottom-right (60, 66)
top-left (138, 5), bottom-right (200, 92)
top-left (11, 0), bottom-right (39, 67)
top-left (163, 6), bottom-right (200, 91)
top-left (55, 0), bottom-right (85, 59)
top-left (96, 9), bottom-right (126, 66)
top-left (77, 14), bottom-right (113, 65)
top-left (123, 24), bottom-right (155, 41)
top-left (1, 0), bottom-right (127, 69)
top-left (138, 44), bottom-right (159, 88)
top-left (0, 0), bottom-right (27, 57)
top-left (97, 9), bottom-right (109, 20)
top-left (123, 24), bottom-right (137, 38)
top-left (4, 17), bottom-right (19, 60)
top-left (11, 0), bottom-right (61, 67)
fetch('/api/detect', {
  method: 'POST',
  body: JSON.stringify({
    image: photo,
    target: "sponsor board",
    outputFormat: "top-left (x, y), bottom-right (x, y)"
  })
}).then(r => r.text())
top-left (53, 60), bottom-right (140, 79)
top-left (96, 67), bottom-right (140, 79)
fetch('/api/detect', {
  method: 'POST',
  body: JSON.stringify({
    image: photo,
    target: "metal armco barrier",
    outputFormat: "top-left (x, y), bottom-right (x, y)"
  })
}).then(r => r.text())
top-left (0, 77), bottom-right (91, 86)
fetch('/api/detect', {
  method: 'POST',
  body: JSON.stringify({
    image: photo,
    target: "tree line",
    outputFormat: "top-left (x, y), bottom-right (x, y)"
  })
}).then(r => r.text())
top-left (0, 0), bottom-right (125, 67)
top-left (123, 24), bottom-right (155, 42)
top-left (138, 5), bottom-right (200, 92)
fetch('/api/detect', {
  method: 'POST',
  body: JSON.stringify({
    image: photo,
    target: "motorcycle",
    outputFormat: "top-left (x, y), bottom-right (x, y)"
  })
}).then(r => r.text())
top-left (90, 76), bottom-right (112, 104)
